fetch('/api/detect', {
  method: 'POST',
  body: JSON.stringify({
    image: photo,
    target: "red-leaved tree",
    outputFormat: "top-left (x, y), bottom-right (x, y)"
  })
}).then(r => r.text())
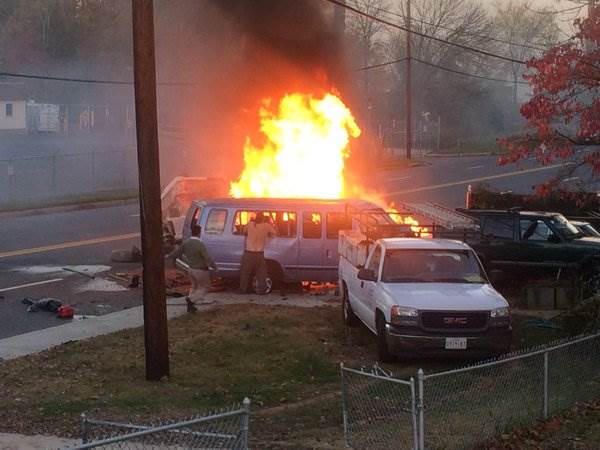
top-left (498, 6), bottom-right (600, 194)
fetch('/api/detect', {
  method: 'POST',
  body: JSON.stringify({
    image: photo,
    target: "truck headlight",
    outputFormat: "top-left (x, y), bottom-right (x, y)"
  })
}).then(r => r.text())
top-left (391, 305), bottom-right (418, 326)
top-left (490, 307), bottom-right (509, 318)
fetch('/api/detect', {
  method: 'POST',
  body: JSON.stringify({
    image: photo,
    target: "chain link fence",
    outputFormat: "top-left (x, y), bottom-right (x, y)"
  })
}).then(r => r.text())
top-left (0, 150), bottom-right (138, 207)
top-left (341, 364), bottom-right (418, 450)
top-left (66, 398), bottom-right (250, 449)
top-left (342, 332), bottom-right (600, 450)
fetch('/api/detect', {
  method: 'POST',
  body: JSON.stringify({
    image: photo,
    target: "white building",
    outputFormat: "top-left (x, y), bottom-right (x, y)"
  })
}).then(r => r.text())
top-left (0, 83), bottom-right (27, 130)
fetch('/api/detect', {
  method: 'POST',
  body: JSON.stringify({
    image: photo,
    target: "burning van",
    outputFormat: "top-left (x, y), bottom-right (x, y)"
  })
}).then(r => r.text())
top-left (181, 197), bottom-right (383, 292)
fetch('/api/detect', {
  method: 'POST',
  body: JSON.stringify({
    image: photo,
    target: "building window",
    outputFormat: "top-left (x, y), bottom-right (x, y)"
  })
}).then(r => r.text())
top-left (5, 103), bottom-right (13, 117)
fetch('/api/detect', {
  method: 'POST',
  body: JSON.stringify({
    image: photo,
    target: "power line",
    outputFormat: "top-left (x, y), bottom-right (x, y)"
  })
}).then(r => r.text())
top-left (348, 0), bottom-right (549, 52)
top-left (324, 0), bottom-right (527, 65)
top-left (412, 57), bottom-right (529, 84)
top-left (356, 53), bottom-right (529, 85)
top-left (524, 4), bottom-right (586, 15)
top-left (0, 71), bottom-right (199, 86)
top-left (356, 57), bottom-right (407, 71)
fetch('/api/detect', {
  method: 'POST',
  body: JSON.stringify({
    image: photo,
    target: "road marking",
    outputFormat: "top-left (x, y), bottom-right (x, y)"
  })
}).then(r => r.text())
top-left (389, 176), bottom-right (412, 182)
top-left (388, 162), bottom-right (574, 196)
top-left (0, 232), bottom-right (140, 259)
top-left (467, 165), bottom-right (485, 170)
top-left (562, 176), bottom-right (579, 182)
top-left (0, 278), bottom-right (64, 293)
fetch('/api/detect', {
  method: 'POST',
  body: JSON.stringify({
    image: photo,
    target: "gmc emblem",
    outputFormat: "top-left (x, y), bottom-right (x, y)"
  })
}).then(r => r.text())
top-left (444, 317), bottom-right (467, 325)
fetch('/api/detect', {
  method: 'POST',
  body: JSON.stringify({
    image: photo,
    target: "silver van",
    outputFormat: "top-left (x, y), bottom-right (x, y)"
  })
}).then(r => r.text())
top-left (182, 198), bottom-right (381, 290)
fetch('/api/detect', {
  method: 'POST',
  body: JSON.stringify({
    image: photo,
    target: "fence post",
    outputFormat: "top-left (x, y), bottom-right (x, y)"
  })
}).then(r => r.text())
top-left (240, 397), bottom-right (251, 450)
top-left (410, 377), bottom-right (418, 450)
top-left (417, 369), bottom-right (425, 450)
top-left (51, 154), bottom-right (57, 193)
top-left (340, 363), bottom-right (350, 448)
top-left (8, 158), bottom-right (14, 202)
top-left (80, 412), bottom-right (88, 444)
top-left (543, 351), bottom-right (549, 419)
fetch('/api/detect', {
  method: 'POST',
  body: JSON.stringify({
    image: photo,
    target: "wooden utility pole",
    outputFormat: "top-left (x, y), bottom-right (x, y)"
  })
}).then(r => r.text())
top-left (131, 0), bottom-right (170, 381)
top-left (405, 0), bottom-right (412, 159)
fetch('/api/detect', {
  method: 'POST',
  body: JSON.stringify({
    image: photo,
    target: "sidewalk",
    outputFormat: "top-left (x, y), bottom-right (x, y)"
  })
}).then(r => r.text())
top-left (0, 433), bottom-right (78, 449)
top-left (0, 300), bottom-right (187, 361)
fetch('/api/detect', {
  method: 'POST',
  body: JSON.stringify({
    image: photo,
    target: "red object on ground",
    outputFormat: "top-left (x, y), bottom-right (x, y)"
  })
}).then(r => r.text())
top-left (57, 305), bottom-right (74, 319)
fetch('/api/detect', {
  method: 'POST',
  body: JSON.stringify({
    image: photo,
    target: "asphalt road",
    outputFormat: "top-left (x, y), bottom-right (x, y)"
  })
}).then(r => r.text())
top-left (0, 154), bottom-right (588, 340)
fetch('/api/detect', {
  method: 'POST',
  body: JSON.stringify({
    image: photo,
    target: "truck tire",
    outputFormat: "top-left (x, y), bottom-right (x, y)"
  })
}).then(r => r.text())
top-left (376, 312), bottom-right (395, 363)
top-left (342, 283), bottom-right (359, 327)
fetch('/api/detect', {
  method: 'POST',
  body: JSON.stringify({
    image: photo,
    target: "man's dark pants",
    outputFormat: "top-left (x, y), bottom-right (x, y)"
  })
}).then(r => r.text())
top-left (239, 250), bottom-right (268, 294)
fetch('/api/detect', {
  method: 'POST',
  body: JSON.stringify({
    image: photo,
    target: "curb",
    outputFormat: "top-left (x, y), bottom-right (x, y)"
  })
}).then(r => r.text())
top-left (424, 152), bottom-right (495, 158)
top-left (0, 197), bottom-right (138, 220)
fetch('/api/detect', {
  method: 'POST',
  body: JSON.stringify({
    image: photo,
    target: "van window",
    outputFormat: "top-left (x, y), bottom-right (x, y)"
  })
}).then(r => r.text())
top-left (190, 208), bottom-right (202, 234)
top-left (205, 209), bottom-right (227, 234)
top-left (326, 213), bottom-right (352, 239)
top-left (303, 212), bottom-right (322, 239)
top-left (233, 210), bottom-right (297, 238)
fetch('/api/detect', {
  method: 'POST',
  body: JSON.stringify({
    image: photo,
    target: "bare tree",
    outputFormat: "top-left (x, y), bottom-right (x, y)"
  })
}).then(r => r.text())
top-left (346, 0), bottom-right (392, 95)
top-left (492, 1), bottom-right (561, 112)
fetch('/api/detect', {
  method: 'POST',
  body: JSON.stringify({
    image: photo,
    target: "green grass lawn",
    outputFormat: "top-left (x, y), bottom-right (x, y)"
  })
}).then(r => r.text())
top-left (0, 304), bottom-right (585, 448)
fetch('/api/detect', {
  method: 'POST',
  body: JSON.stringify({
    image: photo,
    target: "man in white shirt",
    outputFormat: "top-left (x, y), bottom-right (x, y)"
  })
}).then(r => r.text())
top-left (239, 214), bottom-right (277, 294)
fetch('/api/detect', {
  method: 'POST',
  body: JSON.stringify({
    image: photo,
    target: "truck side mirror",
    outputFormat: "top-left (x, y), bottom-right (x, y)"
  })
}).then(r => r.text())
top-left (358, 268), bottom-right (377, 281)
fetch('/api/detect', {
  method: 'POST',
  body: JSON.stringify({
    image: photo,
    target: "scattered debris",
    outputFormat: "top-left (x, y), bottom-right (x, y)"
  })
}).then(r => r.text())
top-left (110, 246), bottom-right (142, 263)
top-left (75, 279), bottom-right (128, 293)
top-left (62, 267), bottom-right (95, 279)
top-left (185, 297), bottom-right (197, 314)
top-left (22, 297), bottom-right (62, 313)
top-left (57, 305), bottom-right (75, 319)
top-left (128, 275), bottom-right (140, 288)
top-left (13, 265), bottom-right (110, 275)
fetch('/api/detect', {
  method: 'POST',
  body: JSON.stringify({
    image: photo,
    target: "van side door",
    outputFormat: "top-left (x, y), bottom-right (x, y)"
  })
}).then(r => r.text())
top-left (199, 208), bottom-right (230, 272)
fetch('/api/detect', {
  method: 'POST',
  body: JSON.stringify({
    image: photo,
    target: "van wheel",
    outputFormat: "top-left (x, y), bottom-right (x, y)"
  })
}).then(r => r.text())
top-left (376, 313), bottom-right (395, 363)
top-left (252, 261), bottom-right (282, 295)
top-left (342, 284), bottom-right (359, 327)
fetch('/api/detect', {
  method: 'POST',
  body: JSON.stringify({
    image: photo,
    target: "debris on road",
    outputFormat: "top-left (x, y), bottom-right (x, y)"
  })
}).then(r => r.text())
top-left (57, 305), bottom-right (75, 319)
top-left (62, 267), bottom-right (95, 279)
top-left (22, 297), bottom-right (62, 313)
top-left (128, 274), bottom-right (140, 288)
top-left (110, 245), bottom-right (142, 263)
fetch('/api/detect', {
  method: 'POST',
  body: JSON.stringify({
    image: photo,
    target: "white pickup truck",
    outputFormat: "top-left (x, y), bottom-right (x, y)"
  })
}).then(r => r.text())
top-left (338, 232), bottom-right (512, 362)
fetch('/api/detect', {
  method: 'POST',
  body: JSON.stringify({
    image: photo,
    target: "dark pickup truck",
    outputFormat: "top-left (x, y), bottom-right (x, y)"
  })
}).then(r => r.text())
top-left (451, 209), bottom-right (600, 272)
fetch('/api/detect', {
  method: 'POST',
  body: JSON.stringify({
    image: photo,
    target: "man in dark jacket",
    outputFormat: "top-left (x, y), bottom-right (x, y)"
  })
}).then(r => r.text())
top-left (168, 225), bottom-right (217, 304)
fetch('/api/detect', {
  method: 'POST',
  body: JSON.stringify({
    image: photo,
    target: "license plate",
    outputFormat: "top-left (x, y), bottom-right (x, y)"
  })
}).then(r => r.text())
top-left (445, 337), bottom-right (467, 350)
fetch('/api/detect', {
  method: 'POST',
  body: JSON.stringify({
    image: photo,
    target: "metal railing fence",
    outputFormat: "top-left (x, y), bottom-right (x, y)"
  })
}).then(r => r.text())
top-left (68, 398), bottom-right (250, 450)
top-left (0, 150), bottom-right (138, 206)
top-left (341, 332), bottom-right (600, 450)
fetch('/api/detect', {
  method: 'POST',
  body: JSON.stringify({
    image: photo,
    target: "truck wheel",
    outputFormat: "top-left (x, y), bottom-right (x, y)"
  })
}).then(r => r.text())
top-left (342, 284), bottom-right (359, 327)
top-left (376, 313), bottom-right (395, 363)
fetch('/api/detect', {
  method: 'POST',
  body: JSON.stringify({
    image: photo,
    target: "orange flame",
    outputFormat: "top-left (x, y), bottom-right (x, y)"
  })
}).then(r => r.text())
top-left (230, 93), bottom-right (360, 199)
top-left (230, 92), bottom-right (429, 236)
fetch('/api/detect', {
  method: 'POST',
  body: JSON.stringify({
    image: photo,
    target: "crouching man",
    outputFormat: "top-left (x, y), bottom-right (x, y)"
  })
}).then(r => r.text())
top-left (167, 225), bottom-right (217, 304)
